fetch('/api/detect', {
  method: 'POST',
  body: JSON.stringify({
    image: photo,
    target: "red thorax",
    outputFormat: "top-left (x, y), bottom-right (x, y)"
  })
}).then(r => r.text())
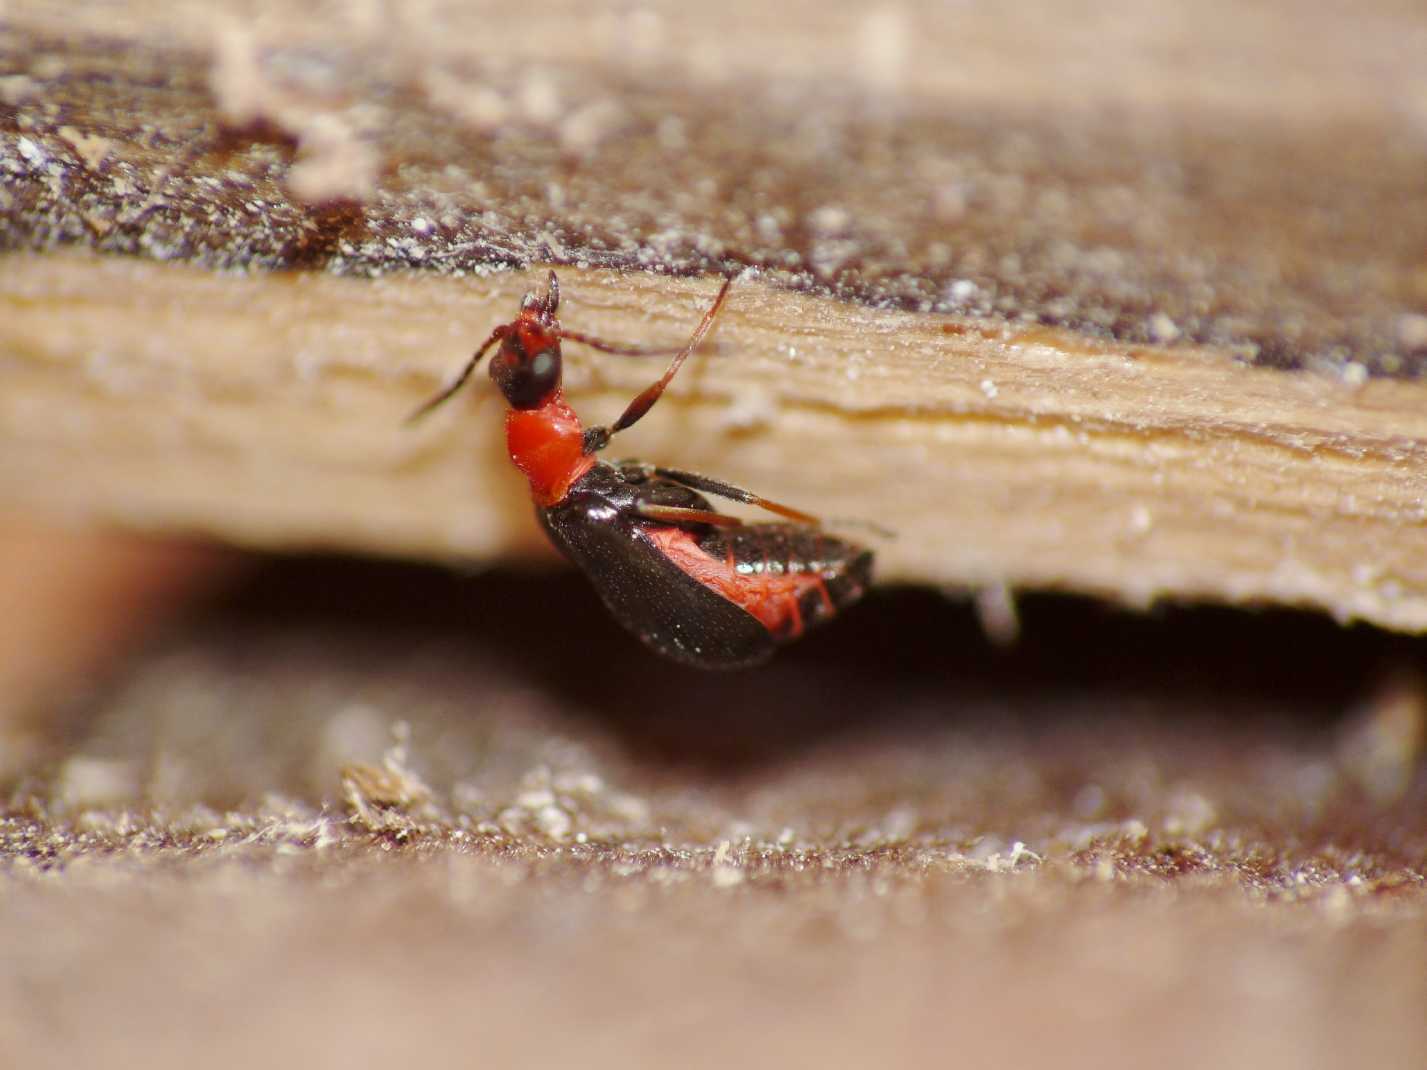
top-left (505, 389), bottom-right (595, 508)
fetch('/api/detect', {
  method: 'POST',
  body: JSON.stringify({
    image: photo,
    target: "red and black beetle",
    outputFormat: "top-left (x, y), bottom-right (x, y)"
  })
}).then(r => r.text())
top-left (407, 273), bottom-right (873, 669)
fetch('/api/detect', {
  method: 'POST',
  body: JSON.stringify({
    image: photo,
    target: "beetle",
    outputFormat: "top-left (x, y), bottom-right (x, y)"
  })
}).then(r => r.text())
top-left (407, 272), bottom-right (873, 669)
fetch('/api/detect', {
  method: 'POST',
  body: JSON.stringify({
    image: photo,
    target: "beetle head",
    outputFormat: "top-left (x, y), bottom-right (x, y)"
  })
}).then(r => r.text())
top-left (491, 272), bottom-right (563, 409)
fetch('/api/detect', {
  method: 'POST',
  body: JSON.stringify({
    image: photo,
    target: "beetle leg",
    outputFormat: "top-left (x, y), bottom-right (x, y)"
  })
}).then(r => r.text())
top-left (556, 330), bottom-right (686, 358)
top-left (405, 325), bottom-right (510, 425)
top-left (650, 466), bottom-right (822, 525)
top-left (591, 276), bottom-right (733, 445)
top-left (634, 504), bottom-right (746, 528)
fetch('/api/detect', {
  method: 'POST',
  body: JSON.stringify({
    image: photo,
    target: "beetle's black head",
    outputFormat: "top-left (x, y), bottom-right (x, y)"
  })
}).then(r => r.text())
top-left (404, 272), bottom-right (569, 425)
top-left (491, 273), bottom-right (564, 409)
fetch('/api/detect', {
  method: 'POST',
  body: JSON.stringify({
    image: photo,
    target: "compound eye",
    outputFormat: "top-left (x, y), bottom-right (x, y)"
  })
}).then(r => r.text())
top-left (529, 348), bottom-right (557, 387)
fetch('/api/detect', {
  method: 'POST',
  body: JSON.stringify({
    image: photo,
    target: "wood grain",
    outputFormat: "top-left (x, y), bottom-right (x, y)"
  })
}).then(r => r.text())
top-left (2, 1), bottom-right (1426, 630)
top-left (4, 252), bottom-right (1427, 630)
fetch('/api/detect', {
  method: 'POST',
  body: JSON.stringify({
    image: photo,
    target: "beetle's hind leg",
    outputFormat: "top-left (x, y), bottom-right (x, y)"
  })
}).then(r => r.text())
top-left (582, 276), bottom-right (734, 455)
top-left (634, 504), bottom-right (746, 529)
top-left (650, 466), bottom-right (822, 526)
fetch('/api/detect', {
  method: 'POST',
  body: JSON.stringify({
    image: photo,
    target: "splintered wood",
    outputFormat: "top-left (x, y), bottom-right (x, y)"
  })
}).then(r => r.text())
top-left (3, 2), bottom-right (1427, 630)
top-left (3, 253), bottom-right (1427, 630)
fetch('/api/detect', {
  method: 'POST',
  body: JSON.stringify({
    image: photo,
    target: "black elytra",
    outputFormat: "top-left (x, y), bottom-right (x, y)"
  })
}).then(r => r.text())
top-left (407, 272), bottom-right (876, 669)
top-left (540, 461), bottom-right (874, 669)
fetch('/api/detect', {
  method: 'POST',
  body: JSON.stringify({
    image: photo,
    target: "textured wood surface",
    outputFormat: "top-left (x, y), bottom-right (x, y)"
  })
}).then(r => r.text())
top-left (3, 2), bottom-right (1427, 628)
top-left (6, 251), bottom-right (1427, 630)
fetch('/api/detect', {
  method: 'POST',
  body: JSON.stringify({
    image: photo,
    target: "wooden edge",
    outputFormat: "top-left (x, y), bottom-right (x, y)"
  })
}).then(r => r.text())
top-left (3, 250), bottom-right (1426, 631)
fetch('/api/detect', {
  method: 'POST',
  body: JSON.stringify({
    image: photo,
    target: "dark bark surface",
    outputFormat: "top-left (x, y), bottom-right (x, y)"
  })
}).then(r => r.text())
top-left (3, 9), bottom-right (1425, 377)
